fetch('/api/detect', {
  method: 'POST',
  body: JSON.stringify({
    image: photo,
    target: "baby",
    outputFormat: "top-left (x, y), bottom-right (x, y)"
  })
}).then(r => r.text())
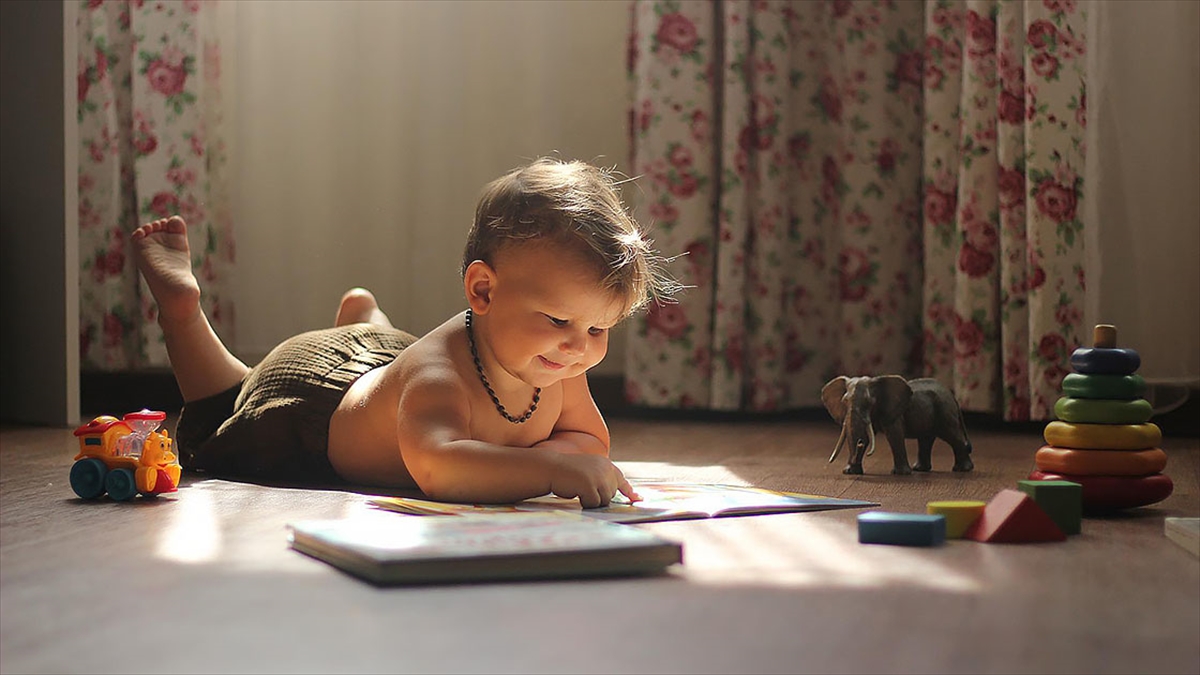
top-left (132, 158), bottom-right (678, 507)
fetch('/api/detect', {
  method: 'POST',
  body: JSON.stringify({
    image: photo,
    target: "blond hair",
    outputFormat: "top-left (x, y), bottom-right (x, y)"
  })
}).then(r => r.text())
top-left (462, 157), bottom-right (679, 315)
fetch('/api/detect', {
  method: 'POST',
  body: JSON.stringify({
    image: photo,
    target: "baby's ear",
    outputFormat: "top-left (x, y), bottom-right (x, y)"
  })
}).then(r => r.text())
top-left (463, 260), bottom-right (496, 313)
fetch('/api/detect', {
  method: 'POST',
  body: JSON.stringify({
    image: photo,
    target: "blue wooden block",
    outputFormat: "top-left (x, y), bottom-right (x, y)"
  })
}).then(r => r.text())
top-left (858, 512), bottom-right (946, 546)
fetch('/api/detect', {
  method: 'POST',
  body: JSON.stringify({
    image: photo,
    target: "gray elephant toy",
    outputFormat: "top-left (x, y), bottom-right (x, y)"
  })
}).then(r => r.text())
top-left (820, 375), bottom-right (973, 475)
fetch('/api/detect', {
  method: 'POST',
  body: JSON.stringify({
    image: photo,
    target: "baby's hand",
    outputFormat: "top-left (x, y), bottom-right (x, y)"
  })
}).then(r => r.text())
top-left (549, 453), bottom-right (637, 508)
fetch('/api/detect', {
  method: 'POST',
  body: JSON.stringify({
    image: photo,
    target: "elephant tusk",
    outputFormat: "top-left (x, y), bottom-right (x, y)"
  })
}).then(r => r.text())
top-left (866, 425), bottom-right (876, 457)
top-left (828, 425), bottom-right (847, 463)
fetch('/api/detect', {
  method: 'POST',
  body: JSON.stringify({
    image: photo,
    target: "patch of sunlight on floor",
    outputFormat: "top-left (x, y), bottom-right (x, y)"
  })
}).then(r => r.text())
top-left (618, 460), bottom-right (755, 484)
top-left (155, 486), bottom-right (222, 564)
top-left (651, 516), bottom-right (982, 593)
top-left (621, 460), bottom-right (983, 594)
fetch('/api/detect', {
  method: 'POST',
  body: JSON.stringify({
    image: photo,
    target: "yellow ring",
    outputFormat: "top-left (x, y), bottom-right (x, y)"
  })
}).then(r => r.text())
top-left (1035, 446), bottom-right (1167, 476)
top-left (1043, 421), bottom-right (1161, 450)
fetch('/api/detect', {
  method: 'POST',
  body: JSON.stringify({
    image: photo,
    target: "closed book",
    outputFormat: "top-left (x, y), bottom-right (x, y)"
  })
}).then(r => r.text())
top-left (288, 511), bottom-right (683, 586)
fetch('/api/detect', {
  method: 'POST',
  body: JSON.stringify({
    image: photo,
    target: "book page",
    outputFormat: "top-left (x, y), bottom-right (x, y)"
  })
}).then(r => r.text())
top-left (370, 480), bottom-right (876, 524)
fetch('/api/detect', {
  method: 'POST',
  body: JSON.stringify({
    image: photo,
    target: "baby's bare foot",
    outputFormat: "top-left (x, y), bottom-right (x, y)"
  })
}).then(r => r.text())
top-left (335, 287), bottom-right (394, 328)
top-left (132, 216), bottom-right (201, 325)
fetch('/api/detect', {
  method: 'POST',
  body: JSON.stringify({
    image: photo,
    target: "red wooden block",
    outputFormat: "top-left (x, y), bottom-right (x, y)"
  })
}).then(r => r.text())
top-left (963, 489), bottom-right (1066, 543)
top-left (1028, 470), bottom-right (1174, 512)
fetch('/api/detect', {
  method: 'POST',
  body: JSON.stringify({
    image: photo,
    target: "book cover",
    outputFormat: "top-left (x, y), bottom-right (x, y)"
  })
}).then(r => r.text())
top-left (1164, 517), bottom-right (1199, 558)
top-left (288, 511), bottom-right (684, 586)
top-left (370, 480), bottom-right (878, 524)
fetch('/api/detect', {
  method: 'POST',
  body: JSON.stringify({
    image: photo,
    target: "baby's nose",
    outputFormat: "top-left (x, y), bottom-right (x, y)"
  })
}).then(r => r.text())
top-left (560, 332), bottom-right (587, 356)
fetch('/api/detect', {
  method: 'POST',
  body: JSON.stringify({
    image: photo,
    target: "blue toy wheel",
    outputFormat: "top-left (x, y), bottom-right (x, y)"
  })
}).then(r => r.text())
top-left (104, 468), bottom-right (138, 501)
top-left (70, 458), bottom-right (109, 499)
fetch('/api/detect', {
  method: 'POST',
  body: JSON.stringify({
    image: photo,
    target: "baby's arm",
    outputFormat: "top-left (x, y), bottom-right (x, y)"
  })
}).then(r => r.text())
top-left (531, 372), bottom-right (610, 457)
top-left (396, 369), bottom-right (633, 507)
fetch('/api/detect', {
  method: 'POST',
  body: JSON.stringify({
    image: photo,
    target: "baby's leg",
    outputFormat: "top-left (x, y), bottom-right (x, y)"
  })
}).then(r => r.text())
top-left (334, 287), bottom-right (395, 329)
top-left (132, 216), bottom-right (249, 402)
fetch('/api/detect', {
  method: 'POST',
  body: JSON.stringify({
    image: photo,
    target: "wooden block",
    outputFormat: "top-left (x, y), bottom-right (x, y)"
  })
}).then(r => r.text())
top-left (1043, 421), bottom-right (1161, 450)
top-left (1034, 446), bottom-right (1168, 476)
top-left (1029, 470), bottom-right (1174, 512)
top-left (858, 512), bottom-right (946, 547)
top-left (1069, 347), bottom-right (1140, 375)
top-left (1061, 373), bottom-right (1146, 400)
top-left (1165, 517), bottom-right (1199, 558)
top-left (1017, 480), bottom-right (1083, 535)
top-left (926, 501), bottom-right (986, 539)
top-left (1054, 397), bottom-right (1152, 424)
top-left (962, 489), bottom-right (1066, 543)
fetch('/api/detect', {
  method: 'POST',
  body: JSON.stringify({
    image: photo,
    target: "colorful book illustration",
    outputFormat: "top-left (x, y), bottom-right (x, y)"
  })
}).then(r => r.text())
top-left (370, 480), bottom-right (878, 524)
top-left (288, 511), bottom-right (683, 586)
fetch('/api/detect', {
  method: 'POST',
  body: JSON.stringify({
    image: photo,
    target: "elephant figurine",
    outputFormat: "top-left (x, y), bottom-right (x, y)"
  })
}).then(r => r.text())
top-left (820, 375), bottom-right (973, 475)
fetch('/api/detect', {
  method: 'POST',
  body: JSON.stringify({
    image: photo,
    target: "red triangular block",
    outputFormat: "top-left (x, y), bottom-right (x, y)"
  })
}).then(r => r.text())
top-left (963, 489), bottom-right (1066, 543)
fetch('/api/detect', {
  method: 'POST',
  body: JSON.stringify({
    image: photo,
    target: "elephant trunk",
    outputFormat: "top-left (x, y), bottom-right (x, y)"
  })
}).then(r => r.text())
top-left (828, 425), bottom-right (847, 463)
top-left (849, 424), bottom-right (875, 467)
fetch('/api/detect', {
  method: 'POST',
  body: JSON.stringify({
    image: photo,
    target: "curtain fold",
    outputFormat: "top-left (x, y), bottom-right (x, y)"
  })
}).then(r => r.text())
top-left (626, 0), bottom-right (1087, 421)
top-left (77, 0), bottom-right (233, 370)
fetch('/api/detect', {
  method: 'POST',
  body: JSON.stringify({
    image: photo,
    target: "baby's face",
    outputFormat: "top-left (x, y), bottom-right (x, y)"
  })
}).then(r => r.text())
top-left (483, 243), bottom-right (626, 388)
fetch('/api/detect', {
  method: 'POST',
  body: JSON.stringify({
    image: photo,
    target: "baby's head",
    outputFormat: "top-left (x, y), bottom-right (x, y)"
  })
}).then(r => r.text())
top-left (462, 158), bottom-right (677, 317)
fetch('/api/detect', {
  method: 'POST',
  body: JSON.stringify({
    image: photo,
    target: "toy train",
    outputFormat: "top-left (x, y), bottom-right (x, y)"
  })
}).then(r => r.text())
top-left (70, 409), bottom-right (181, 501)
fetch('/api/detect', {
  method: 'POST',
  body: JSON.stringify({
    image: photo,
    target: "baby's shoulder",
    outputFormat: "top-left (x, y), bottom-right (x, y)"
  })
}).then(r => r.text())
top-left (390, 322), bottom-right (471, 394)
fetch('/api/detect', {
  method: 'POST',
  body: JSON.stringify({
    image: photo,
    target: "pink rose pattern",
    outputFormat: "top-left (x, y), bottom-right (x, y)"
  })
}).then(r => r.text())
top-left (923, 0), bottom-right (1086, 420)
top-left (627, 0), bottom-right (1086, 421)
top-left (77, 0), bottom-right (234, 370)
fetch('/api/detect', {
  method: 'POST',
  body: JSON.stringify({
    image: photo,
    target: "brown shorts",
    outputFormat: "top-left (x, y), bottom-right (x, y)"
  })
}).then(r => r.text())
top-left (174, 323), bottom-right (418, 485)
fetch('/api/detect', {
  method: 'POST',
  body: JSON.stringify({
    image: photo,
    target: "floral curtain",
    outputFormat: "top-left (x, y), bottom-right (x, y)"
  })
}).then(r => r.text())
top-left (625, 0), bottom-right (1086, 421)
top-left (77, 0), bottom-right (234, 370)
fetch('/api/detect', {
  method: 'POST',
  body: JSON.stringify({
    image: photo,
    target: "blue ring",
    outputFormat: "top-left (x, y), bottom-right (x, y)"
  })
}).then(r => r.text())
top-left (1070, 347), bottom-right (1140, 375)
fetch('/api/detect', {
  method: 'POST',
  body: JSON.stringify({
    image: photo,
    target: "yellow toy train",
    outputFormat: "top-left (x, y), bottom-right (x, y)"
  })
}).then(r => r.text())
top-left (70, 409), bottom-right (182, 501)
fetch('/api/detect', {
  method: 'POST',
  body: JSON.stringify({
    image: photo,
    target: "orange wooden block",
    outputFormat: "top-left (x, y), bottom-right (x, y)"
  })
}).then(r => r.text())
top-left (962, 489), bottom-right (1066, 543)
top-left (1034, 446), bottom-right (1167, 476)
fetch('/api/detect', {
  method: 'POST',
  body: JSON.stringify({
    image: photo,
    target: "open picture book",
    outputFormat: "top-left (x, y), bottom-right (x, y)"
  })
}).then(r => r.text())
top-left (370, 480), bottom-right (878, 524)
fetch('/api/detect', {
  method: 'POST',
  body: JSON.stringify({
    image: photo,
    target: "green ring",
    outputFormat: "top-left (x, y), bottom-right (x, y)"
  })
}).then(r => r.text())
top-left (1062, 373), bottom-right (1146, 400)
top-left (1054, 397), bottom-right (1153, 424)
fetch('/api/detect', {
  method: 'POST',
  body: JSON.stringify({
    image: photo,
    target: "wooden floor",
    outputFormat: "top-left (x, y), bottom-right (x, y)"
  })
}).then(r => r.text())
top-left (1, 416), bottom-right (1197, 674)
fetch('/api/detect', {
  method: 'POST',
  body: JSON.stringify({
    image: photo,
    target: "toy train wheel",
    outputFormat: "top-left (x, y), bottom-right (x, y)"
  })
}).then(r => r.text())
top-left (104, 468), bottom-right (138, 501)
top-left (70, 458), bottom-right (108, 499)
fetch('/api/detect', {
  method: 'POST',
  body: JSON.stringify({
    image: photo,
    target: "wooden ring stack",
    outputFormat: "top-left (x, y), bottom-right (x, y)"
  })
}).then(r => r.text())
top-left (1029, 324), bottom-right (1174, 512)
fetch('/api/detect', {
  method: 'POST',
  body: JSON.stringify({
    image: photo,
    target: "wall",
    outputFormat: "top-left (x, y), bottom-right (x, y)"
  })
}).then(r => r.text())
top-left (1085, 0), bottom-right (1200, 390)
top-left (223, 0), bottom-right (634, 374)
top-left (0, 0), bottom-right (79, 425)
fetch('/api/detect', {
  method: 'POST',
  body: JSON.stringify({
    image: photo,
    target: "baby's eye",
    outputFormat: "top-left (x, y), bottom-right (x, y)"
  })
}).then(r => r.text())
top-left (547, 315), bottom-right (568, 327)
top-left (588, 327), bottom-right (606, 337)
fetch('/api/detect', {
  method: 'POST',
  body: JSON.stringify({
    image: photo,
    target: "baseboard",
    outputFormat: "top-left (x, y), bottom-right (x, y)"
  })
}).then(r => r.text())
top-left (80, 371), bottom-right (1200, 438)
top-left (80, 369), bottom-right (182, 420)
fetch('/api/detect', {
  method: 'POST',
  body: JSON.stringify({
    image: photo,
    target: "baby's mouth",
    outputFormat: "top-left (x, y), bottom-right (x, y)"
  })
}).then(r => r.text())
top-left (537, 355), bottom-right (566, 371)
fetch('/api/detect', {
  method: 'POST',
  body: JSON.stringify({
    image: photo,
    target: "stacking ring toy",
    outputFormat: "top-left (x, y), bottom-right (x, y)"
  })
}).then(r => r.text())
top-left (1043, 421), bottom-right (1161, 450)
top-left (1053, 397), bottom-right (1153, 424)
top-left (1029, 470), bottom-right (1173, 512)
top-left (1069, 347), bottom-right (1140, 375)
top-left (1061, 373), bottom-right (1146, 400)
top-left (1034, 446), bottom-right (1167, 476)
